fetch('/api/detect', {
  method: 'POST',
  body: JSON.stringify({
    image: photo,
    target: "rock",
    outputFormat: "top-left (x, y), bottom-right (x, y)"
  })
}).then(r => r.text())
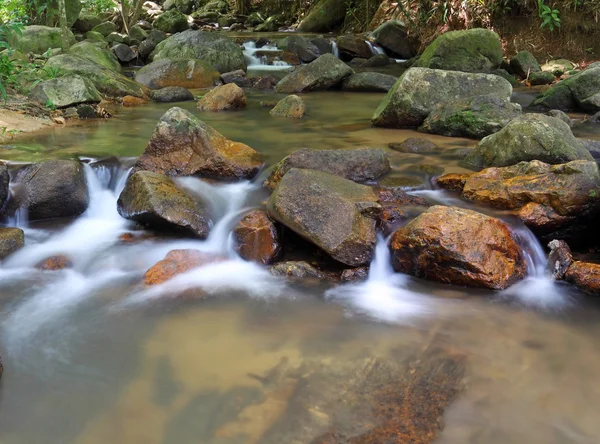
top-left (541, 59), bottom-right (575, 76)
top-left (297, 0), bottom-right (346, 32)
top-left (340, 267), bottom-right (369, 282)
top-left (0, 228), bottom-right (24, 260)
top-left (510, 51), bottom-right (541, 78)
top-left (276, 36), bottom-right (321, 63)
top-left (529, 71), bottom-right (555, 85)
top-left (341, 72), bottom-right (397, 92)
top-left (565, 261), bottom-right (600, 294)
top-left (84, 31), bottom-right (106, 42)
top-left (129, 24), bottom-right (148, 41)
top-left (464, 114), bottom-right (593, 168)
top-left (459, 160), bottom-right (600, 239)
top-left (246, 11), bottom-right (265, 27)
top-left (74, 13), bottom-right (102, 33)
top-left (36, 255), bottom-right (73, 271)
top-left (276, 54), bottom-right (353, 93)
top-left (310, 37), bottom-right (332, 55)
top-left (46, 54), bottom-right (147, 98)
top-left (492, 68), bottom-right (519, 87)
top-left (138, 29), bottom-right (167, 59)
top-left (151, 30), bottom-right (246, 73)
top-left (150, 86), bottom-right (194, 102)
top-left (372, 67), bottom-right (513, 128)
top-left (336, 35), bottom-right (372, 60)
top-left (135, 58), bottom-right (219, 89)
top-left (269, 261), bottom-right (329, 280)
top-left (134, 107), bottom-right (262, 179)
top-left (112, 43), bottom-right (136, 63)
top-left (420, 95), bottom-right (522, 139)
top-left (435, 173), bottom-right (470, 192)
top-left (371, 20), bottom-right (415, 59)
top-left (197, 83), bottom-right (246, 111)
top-left (268, 169), bottom-right (380, 267)
top-left (415, 28), bottom-right (503, 73)
top-left (269, 95), bottom-right (306, 118)
top-left (233, 210), bottom-right (282, 265)
top-left (0, 163), bottom-right (8, 208)
top-left (163, 0), bottom-right (195, 14)
top-left (531, 65), bottom-right (600, 112)
top-left (11, 160), bottom-right (89, 221)
top-left (152, 9), bottom-right (189, 33)
top-left (68, 40), bottom-right (121, 71)
top-left (28, 74), bottom-right (102, 108)
top-left (363, 53), bottom-right (392, 67)
top-left (117, 171), bottom-right (210, 238)
top-left (7, 25), bottom-right (75, 54)
top-left (389, 137), bottom-right (439, 153)
top-left (547, 239), bottom-right (572, 279)
top-left (144, 249), bottom-right (220, 285)
top-left (122, 95), bottom-right (147, 106)
top-left (390, 205), bottom-right (526, 289)
top-left (546, 109), bottom-right (573, 127)
top-left (92, 22), bottom-right (117, 37)
top-left (265, 148), bottom-right (390, 190)
top-left (219, 70), bottom-right (252, 88)
top-left (105, 32), bottom-right (125, 45)
top-left (377, 187), bottom-right (429, 206)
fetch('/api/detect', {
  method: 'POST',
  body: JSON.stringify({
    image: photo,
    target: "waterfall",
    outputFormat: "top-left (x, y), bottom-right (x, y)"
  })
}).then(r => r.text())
top-left (365, 40), bottom-right (386, 56)
top-left (331, 41), bottom-right (339, 58)
top-left (242, 41), bottom-right (292, 71)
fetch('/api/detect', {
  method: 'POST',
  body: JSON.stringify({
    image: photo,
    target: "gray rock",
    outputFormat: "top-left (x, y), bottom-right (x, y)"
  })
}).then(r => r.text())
top-left (28, 74), bottom-right (102, 108)
top-left (341, 72), bottom-right (397, 92)
top-left (297, 0), bottom-right (346, 32)
top-left (135, 58), bottom-right (219, 89)
top-left (547, 239), bottom-right (573, 279)
top-left (150, 86), bottom-right (194, 102)
top-left (531, 65), bottom-right (600, 112)
top-left (276, 53), bottom-right (353, 93)
top-left (276, 36), bottom-right (321, 63)
top-left (152, 9), bottom-right (189, 34)
top-left (7, 25), bottom-right (76, 54)
top-left (371, 20), bottom-right (415, 59)
top-left (546, 109), bottom-right (573, 127)
top-left (138, 29), bottom-right (167, 59)
top-left (510, 51), bottom-right (541, 78)
top-left (0, 163), bottom-right (8, 209)
top-left (269, 95), bottom-right (307, 118)
top-left (112, 43), bottom-right (136, 63)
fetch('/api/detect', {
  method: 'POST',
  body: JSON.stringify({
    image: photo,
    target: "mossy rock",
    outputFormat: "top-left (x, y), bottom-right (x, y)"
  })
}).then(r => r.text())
top-left (85, 31), bottom-right (106, 43)
top-left (29, 74), bottom-right (102, 108)
top-left (129, 24), bottom-right (148, 41)
top-left (153, 9), bottom-right (189, 34)
top-left (135, 58), bottom-right (219, 89)
top-left (529, 71), bottom-right (555, 86)
top-left (510, 51), bottom-right (541, 78)
top-left (68, 41), bottom-right (121, 71)
top-left (531, 66), bottom-right (600, 112)
top-left (297, 0), bottom-right (346, 32)
top-left (7, 25), bottom-right (75, 54)
top-left (92, 22), bottom-right (118, 37)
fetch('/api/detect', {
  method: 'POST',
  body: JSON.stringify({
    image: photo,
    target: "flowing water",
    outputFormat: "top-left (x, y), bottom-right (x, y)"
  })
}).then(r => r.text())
top-left (1, 89), bottom-right (600, 443)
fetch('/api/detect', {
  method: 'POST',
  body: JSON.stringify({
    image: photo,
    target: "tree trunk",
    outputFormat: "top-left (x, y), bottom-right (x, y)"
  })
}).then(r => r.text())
top-left (120, 0), bottom-right (144, 34)
top-left (57, 0), bottom-right (69, 49)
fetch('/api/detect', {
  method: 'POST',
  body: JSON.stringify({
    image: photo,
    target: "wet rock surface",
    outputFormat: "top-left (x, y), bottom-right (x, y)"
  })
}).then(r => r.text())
top-left (234, 210), bottom-right (282, 265)
top-left (0, 228), bottom-right (25, 260)
top-left (388, 137), bottom-right (439, 153)
top-left (547, 240), bottom-right (573, 279)
top-left (269, 95), bottom-right (306, 118)
top-left (565, 261), bottom-right (600, 294)
top-left (117, 171), bottom-right (211, 239)
top-left (276, 54), bottom-right (353, 93)
top-left (197, 83), bottom-right (247, 111)
top-left (150, 86), bottom-right (194, 103)
top-left (134, 107), bottom-right (262, 180)
top-left (390, 205), bottom-right (527, 289)
top-left (0, 163), bottom-right (9, 209)
top-left (36, 255), bottom-right (74, 271)
top-left (144, 249), bottom-right (222, 285)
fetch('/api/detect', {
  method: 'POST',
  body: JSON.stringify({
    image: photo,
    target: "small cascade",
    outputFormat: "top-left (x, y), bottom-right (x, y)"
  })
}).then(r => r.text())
top-left (331, 41), bottom-right (339, 58)
top-left (242, 41), bottom-right (292, 71)
top-left (365, 40), bottom-right (386, 56)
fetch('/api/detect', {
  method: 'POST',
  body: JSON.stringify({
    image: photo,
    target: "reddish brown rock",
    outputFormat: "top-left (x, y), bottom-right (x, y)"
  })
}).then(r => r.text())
top-left (340, 267), bottom-right (369, 282)
top-left (565, 261), bottom-right (600, 294)
top-left (377, 206), bottom-right (407, 237)
top-left (233, 210), bottom-right (282, 265)
top-left (197, 83), bottom-right (247, 111)
top-left (377, 188), bottom-right (429, 207)
top-left (144, 249), bottom-right (223, 286)
top-left (281, 51), bottom-right (301, 65)
top-left (134, 107), bottom-right (262, 180)
top-left (269, 260), bottom-right (337, 282)
top-left (122, 95), bottom-right (148, 106)
top-left (36, 255), bottom-right (73, 271)
top-left (390, 206), bottom-right (527, 290)
top-left (517, 202), bottom-right (570, 232)
top-left (435, 173), bottom-right (472, 192)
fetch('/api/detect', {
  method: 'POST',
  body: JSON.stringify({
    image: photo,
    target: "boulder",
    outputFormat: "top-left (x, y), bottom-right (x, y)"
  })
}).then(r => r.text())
top-left (363, 53), bottom-right (392, 67)
top-left (92, 22), bottom-right (117, 37)
top-left (269, 95), bottom-right (306, 118)
top-left (389, 205), bottom-right (526, 290)
top-left (341, 72), bottom-right (397, 92)
top-left (68, 41), bottom-right (121, 71)
top-left (150, 86), bottom-right (194, 102)
top-left (163, 0), bottom-right (196, 14)
top-left (138, 30), bottom-right (167, 59)
top-left (336, 35), bottom-right (372, 60)
top-left (233, 210), bottom-right (282, 265)
top-left (510, 51), bottom-right (541, 78)
top-left (74, 13), bottom-right (102, 33)
top-left (117, 171), bottom-right (210, 238)
top-left (28, 74), bottom-right (101, 109)
top-left (415, 28), bottom-right (503, 73)
top-left (264, 148), bottom-right (390, 190)
top-left (297, 0), bottom-right (346, 32)
top-left (372, 68), bottom-right (512, 128)
top-left (546, 109), bottom-right (573, 127)
top-left (276, 54), bottom-right (353, 93)
top-left (419, 95), bottom-right (522, 139)
top-left (112, 43), bottom-right (136, 63)
top-left (151, 30), bottom-right (246, 73)
top-left (388, 137), bottom-right (439, 154)
top-left (371, 20), bottom-right (415, 59)
top-left (152, 9), bottom-right (189, 33)
top-left (0, 163), bottom-right (8, 209)
top-left (254, 16), bottom-right (280, 32)
top-left (541, 59), bottom-right (574, 76)
top-left (529, 71), bottom-right (555, 86)
top-left (547, 239), bottom-right (572, 279)
top-left (45, 54), bottom-right (148, 98)
top-left (85, 31), bottom-right (106, 43)
top-left (267, 168), bottom-right (380, 267)
top-left (276, 36), bottom-right (320, 63)
top-left (565, 261), bottom-right (600, 294)
top-left (135, 58), bottom-right (219, 89)
top-left (0, 228), bottom-right (25, 260)
top-left (105, 32), bottom-right (125, 45)
top-left (11, 160), bottom-right (89, 221)
top-left (134, 107), bottom-right (262, 180)
top-left (7, 25), bottom-right (75, 54)
top-left (531, 65), bottom-right (600, 112)
top-left (129, 24), bottom-right (148, 41)
top-left (197, 83), bottom-right (246, 111)
top-left (144, 249), bottom-right (221, 285)
top-left (310, 37), bottom-right (333, 55)
top-left (464, 114), bottom-right (593, 168)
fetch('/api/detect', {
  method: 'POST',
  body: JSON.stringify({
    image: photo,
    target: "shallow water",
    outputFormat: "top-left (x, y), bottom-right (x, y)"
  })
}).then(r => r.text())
top-left (1, 89), bottom-right (600, 443)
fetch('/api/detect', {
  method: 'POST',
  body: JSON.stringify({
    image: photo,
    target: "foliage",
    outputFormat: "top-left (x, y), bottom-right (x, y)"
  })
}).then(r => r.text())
top-left (81, 0), bottom-right (116, 14)
top-left (0, 21), bottom-right (24, 103)
top-left (538, 0), bottom-right (561, 30)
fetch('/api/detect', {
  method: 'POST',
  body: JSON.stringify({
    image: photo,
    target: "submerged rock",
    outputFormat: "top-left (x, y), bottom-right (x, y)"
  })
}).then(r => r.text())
top-left (150, 86), bottom-right (194, 102)
top-left (144, 249), bottom-right (222, 285)
top-left (276, 54), bottom-right (353, 93)
top-left (268, 168), bottom-right (380, 267)
top-left (11, 160), bottom-right (89, 221)
top-left (269, 95), bottom-right (306, 118)
top-left (117, 171), bottom-right (211, 238)
top-left (388, 137), bottom-right (439, 153)
top-left (29, 75), bottom-right (102, 109)
top-left (197, 83), bottom-right (247, 111)
top-left (134, 107), bottom-right (262, 180)
top-left (420, 95), bottom-right (522, 139)
top-left (7, 25), bottom-right (75, 54)
top-left (233, 210), bottom-right (282, 265)
top-left (415, 28), bottom-right (503, 73)
top-left (390, 206), bottom-right (526, 290)
top-left (464, 114), bottom-right (593, 168)
top-left (0, 228), bottom-right (24, 260)
top-left (135, 58), bottom-right (220, 89)
top-left (36, 255), bottom-right (73, 271)
top-left (341, 72), bottom-right (397, 92)
top-left (371, 68), bottom-right (512, 128)
top-left (264, 148), bottom-right (390, 190)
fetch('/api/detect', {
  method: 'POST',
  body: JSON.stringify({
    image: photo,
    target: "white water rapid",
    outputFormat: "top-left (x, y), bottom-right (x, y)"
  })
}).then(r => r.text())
top-left (242, 41), bottom-right (292, 71)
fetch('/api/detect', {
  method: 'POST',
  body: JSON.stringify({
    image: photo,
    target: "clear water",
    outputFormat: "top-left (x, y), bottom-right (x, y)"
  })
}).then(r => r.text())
top-left (1, 89), bottom-right (600, 444)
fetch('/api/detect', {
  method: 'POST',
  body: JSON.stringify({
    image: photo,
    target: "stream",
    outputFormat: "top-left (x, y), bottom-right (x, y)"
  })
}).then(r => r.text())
top-left (1, 89), bottom-right (600, 443)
